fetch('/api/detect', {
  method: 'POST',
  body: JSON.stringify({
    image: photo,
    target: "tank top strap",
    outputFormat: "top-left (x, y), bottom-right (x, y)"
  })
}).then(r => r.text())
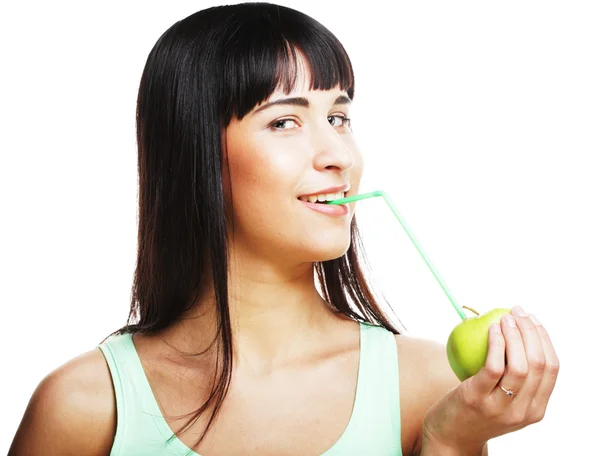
top-left (323, 321), bottom-right (402, 455)
top-left (99, 332), bottom-right (194, 455)
top-left (358, 322), bottom-right (401, 437)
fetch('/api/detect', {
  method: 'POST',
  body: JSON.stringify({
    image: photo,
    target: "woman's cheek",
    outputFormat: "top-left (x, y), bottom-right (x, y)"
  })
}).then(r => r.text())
top-left (350, 146), bottom-right (364, 180)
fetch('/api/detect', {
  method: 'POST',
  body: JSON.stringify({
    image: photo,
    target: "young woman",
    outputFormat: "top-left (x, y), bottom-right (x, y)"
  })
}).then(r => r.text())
top-left (9, 3), bottom-right (559, 455)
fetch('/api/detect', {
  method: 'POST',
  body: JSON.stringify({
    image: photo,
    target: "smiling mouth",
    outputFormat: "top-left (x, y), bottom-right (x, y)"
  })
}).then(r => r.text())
top-left (297, 191), bottom-right (347, 204)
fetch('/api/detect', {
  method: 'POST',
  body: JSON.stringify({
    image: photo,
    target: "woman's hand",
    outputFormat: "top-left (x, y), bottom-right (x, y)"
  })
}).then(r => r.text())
top-left (420, 306), bottom-right (560, 454)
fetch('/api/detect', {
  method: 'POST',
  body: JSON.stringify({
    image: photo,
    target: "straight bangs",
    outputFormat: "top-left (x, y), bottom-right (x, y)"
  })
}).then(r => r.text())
top-left (219, 6), bottom-right (355, 124)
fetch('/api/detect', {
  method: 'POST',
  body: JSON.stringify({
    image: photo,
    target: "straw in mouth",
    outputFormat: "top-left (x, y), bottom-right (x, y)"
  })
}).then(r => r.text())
top-left (324, 190), bottom-right (383, 205)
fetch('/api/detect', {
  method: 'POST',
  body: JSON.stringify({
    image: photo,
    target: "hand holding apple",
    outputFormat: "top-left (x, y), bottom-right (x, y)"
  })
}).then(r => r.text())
top-left (422, 306), bottom-right (560, 453)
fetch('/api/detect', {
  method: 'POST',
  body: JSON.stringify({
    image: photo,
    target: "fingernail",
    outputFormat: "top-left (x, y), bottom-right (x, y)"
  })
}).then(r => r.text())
top-left (512, 306), bottom-right (527, 317)
top-left (504, 315), bottom-right (517, 328)
top-left (529, 314), bottom-right (541, 326)
top-left (490, 322), bottom-right (502, 334)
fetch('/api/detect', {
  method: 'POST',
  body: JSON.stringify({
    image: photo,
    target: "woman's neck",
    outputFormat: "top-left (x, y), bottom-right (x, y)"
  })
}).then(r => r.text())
top-left (159, 260), bottom-right (340, 370)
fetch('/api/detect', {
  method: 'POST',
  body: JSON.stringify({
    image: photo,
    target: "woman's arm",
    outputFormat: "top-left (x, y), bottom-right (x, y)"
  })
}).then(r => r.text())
top-left (395, 335), bottom-right (473, 455)
top-left (9, 349), bottom-right (117, 456)
top-left (421, 424), bottom-right (489, 455)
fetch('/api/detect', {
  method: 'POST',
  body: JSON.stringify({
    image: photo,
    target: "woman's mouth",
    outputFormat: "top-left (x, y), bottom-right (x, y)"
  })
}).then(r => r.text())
top-left (297, 191), bottom-right (346, 204)
top-left (297, 191), bottom-right (349, 216)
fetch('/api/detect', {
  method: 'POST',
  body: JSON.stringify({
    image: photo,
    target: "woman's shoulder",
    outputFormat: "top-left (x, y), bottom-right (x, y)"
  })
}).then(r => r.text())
top-left (393, 333), bottom-right (461, 455)
top-left (394, 333), bottom-right (460, 398)
top-left (9, 346), bottom-right (117, 455)
top-left (394, 333), bottom-right (452, 372)
top-left (361, 320), bottom-right (458, 386)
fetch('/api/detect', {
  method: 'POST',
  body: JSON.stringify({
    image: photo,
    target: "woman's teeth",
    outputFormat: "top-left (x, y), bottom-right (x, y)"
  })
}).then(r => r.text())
top-left (299, 192), bottom-right (345, 203)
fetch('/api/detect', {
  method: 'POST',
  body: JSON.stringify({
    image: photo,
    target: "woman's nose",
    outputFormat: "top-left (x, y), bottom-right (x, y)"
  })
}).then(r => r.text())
top-left (311, 124), bottom-right (354, 172)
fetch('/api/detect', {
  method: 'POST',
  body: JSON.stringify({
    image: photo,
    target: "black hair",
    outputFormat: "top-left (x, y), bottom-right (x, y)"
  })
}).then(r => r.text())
top-left (108, 2), bottom-right (402, 452)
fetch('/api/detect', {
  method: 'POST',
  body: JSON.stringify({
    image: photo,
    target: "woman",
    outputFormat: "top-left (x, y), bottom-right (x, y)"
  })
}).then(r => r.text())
top-left (9, 3), bottom-right (559, 455)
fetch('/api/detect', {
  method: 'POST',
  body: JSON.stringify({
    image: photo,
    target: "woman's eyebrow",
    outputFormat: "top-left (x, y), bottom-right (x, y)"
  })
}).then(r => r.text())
top-left (251, 94), bottom-right (351, 115)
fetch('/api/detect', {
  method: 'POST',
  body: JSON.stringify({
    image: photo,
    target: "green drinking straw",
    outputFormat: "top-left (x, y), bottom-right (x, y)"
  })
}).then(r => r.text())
top-left (326, 190), bottom-right (467, 321)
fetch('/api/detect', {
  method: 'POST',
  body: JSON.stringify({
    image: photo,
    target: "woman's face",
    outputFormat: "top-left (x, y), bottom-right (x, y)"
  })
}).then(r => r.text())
top-left (222, 69), bottom-right (363, 265)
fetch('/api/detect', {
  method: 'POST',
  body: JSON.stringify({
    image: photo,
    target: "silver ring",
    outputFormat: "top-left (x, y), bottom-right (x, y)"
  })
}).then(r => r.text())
top-left (500, 385), bottom-right (516, 397)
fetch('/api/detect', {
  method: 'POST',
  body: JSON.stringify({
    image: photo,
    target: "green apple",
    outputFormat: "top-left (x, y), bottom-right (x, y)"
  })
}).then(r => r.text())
top-left (446, 307), bottom-right (511, 381)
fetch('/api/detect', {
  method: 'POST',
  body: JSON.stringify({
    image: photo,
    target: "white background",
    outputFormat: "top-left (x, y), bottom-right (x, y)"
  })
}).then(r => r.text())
top-left (1, 1), bottom-right (598, 454)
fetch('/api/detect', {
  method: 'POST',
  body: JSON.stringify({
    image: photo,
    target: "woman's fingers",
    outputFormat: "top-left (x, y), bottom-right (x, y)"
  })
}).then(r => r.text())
top-left (467, 322), bottom-right (506, 397)
top-left (493, 312), bottom-right (529, 400)
top-left (465, 306), bottom-right (559, 421)
top-left (508, 307), bottom-right (546, 407)
top-left (530, 316), bottom-right (560, 420)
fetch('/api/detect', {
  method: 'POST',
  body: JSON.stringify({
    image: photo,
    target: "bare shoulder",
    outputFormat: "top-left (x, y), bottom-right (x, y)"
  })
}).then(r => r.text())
top-left (9, 347), bottom-right (116, 456)
top-left (394, 334), bottom-right (461, 456)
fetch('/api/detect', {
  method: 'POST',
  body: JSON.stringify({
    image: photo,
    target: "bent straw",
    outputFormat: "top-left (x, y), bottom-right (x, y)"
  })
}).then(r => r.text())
top-left (326, 191), bottom-right (467, 321)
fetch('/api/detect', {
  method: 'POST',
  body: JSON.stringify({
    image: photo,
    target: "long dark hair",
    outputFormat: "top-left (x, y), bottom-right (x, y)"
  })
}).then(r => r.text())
top-left (109, 1), bottom-right (403, 451)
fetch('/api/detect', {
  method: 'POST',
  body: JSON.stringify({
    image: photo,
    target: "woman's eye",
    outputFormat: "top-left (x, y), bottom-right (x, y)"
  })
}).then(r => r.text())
top-left (270, 119), bottom-right (298, 130)
top-left (328, 115), bottom-right (352, 129)
top-left (270, 115), bottom-right (351, 131)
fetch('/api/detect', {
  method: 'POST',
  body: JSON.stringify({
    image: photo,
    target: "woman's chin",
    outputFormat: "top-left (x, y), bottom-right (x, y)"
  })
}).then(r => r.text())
top-left (305, 238), bottom-right (351, 263)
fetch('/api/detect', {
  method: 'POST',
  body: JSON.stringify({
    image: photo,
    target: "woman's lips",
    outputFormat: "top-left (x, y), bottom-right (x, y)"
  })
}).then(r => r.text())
top-left (297, 184), bottom-right (351, 199)
top-left (298, 199), bottom-right (349, 216)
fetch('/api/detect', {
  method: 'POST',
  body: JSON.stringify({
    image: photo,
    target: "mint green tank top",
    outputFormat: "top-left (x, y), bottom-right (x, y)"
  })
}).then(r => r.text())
top-left (98, 322), bottom-right (402, 455)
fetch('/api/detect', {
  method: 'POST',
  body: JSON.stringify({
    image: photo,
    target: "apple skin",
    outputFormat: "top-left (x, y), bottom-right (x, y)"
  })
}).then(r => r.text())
top-left (446, 308), bottom-right (511, 381)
